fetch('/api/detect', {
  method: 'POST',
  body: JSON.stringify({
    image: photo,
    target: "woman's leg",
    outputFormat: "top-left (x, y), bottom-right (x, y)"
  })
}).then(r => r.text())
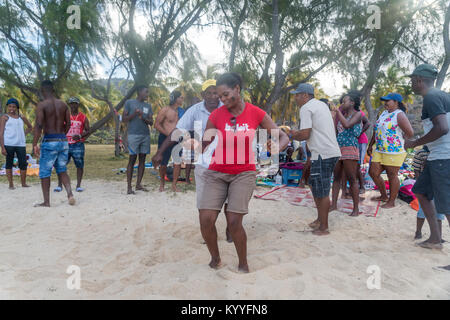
top-left (17, 146), bottom-right (29, 187)
top-left (330, 160), bottom-right (343, 212)
top-left (383, 166), bottom-right (401, 209)
top-left (199, 209), bottom-right (221, 269)
top-left (225, 212), bottom-right (249, 273)
top-left (5, 146), bottom-right (15, 189)
top-left (343, 160), bottom-right (360, 216)
top-left (369, 162), bottom-right (388, 202)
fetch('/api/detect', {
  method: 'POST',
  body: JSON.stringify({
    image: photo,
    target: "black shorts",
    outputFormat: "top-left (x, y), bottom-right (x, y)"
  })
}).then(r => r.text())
top-left (309, 156), bottom-right (339, 199)
top-left (412, 159), bottom-right (450, 215)
top-left (5, 146), bottom-right (27, 170)
top-left (158, 133), bottom-right (182, 166)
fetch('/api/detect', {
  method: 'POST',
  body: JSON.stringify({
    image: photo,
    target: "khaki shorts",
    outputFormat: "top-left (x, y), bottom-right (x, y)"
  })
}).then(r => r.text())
top-left (198, 170), bottom-right (256, 214)
top-left (194, 165), bottom-right (208, 208)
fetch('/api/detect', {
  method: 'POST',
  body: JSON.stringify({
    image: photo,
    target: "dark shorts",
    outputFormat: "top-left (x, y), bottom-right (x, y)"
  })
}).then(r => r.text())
top-left (68, 143), bottom-right (85, 169)
top-left (158, 133), bottom-right (182, 166)
top-left (5, 146), bottom-right (27, 170)
top-left (412, 159), bottom-right (450, 215)
top-left (309, 156), bottom-right (339, 199)
top-left (128, 134), bottom-right (150, 155)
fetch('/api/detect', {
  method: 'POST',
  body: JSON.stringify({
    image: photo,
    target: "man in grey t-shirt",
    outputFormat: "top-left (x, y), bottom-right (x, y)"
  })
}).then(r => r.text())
top-left (122, 85), bottom-right (153, 194)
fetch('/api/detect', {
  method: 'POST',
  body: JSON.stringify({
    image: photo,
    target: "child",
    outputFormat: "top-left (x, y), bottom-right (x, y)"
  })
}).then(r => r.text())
top-left (413, 146), bottom-right (449, 240)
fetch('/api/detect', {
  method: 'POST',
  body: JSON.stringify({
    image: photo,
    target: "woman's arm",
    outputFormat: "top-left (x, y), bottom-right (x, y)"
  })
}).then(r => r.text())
top-left (260, 114), bottom-right (289, 154)
top-left (202, 120), bottom-right (217, 153)
top-left (336, 109), bottom-right (362, 129)
top-left (367, 129), bottom-right (376, 157)
top-left (361, 114), bottom-right (371, 134)
top-left (397, 112), bottom-right (414, 139)
top-left (0, 115), bottom-right (7, 153)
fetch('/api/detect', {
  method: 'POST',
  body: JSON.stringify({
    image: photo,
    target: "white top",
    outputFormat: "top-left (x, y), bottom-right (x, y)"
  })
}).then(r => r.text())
top-left (176, 101), bottom-right (222, 168)
top-left (3, 116), bottom-right (26, 147)
top-left (299, 99), bottom-right (341, 160)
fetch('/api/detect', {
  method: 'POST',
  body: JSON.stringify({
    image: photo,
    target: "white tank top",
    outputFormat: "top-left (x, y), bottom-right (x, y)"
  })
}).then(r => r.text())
top-left (3, 116), bottom-right (26, 147)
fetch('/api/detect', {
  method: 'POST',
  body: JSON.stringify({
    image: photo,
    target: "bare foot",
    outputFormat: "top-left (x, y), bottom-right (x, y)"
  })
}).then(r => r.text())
top-left (349, 209), bottom-right (362, 217)
top-left (9, 186), bottom-right (15, 190)
top-left (22, 184), bottom-right (31, 188)
top-left (416, 240), bottom-right (443, 250)
top-left (308, 220), bottom-right (320, 230)
top-left (127, 189), bottom-right (135, 195)
top-left (34, 202), bottom-right (50, 207)
top-left (209, 257), bottom-right (222, 269)
top-left (159, 184), bottom-right (165, 192)
top-left (329, 205), bottom-right (338, 213)
top-left (238, 264), bottom-right (250, 273)
top-left (414, 231), bottom-right (422, 240)
top-left (312, 229), bottom-right (330, 236)
top-left (381, 202), bottom-right (396, 209)
top-left (136, 185), bottom-right (149, 192)
top-left (226, 228), bottom-right (233, 243)
top-left (68, 196), bottom-right (76, 206)
top-left (371, 195), bottom-right (388, 202)
top-left (171, 185), bottom-right (181, 192)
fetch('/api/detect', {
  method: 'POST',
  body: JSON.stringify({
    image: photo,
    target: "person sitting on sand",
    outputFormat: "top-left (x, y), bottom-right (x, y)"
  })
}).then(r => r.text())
top-left (55, 97), bottom-right (90, 193)
top-left (405, 64), bottom-right (450, 250)
top-left (330, 92), bottom-right (363, 217)
top-left (288, 83), bottom-right (341, 235)
top-left (122, 85), bottom-right (153, 195)
top-left (32, 80), bottom-right (75, 207)
top-left (412, 145), bottom-right (449, 240)
top-left (0, 98), bottom-right (33, 189)
top-left (154, 90), bottom-right (184, 192)
top-left (199, 73), bottom-right (289, 273)
top-left (367, 93), bottom-right (414, 209)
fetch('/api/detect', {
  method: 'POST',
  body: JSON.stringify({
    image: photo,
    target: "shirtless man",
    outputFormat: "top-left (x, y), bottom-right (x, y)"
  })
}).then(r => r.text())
top-left (33, 80), bottom-right (75, 207)
top-left (154, 91), bottom-right (184, 192)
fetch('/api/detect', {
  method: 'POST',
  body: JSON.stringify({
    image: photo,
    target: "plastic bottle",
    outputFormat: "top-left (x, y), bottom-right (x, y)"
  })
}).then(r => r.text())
top-left (275, 172), bottom-right (282, 185)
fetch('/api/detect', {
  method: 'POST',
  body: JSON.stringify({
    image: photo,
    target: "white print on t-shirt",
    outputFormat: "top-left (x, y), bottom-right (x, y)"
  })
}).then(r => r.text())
top-left (225, 123), bottom-right (249, 132)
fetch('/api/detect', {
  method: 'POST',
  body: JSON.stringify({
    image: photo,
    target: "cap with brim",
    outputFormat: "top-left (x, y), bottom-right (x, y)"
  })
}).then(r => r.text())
top-left (6, 98), bottom-right (19, 108)
top-left (290, 83), bottom-right (315, 95)
top-left (202, 79), bottom-right (217, 92)
top-left (408, 64), bottom-right (438, 79)
top-left (380, 93), bottom-right (403, 103)
top-left (68, 97), bottom-right (80, 104)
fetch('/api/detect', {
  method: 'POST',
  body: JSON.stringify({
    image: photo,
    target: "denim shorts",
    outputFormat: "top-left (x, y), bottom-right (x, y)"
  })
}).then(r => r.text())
top-left (39, 140), bottom-right (69, 179)
top-left (417, 203), bottom-right (446, 221)
top-left (68, 143), bottom-right (85, 169)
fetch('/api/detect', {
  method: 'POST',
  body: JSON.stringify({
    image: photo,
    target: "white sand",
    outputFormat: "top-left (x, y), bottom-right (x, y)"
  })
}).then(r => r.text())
top-left (0, 180), bottom-right (449, 300)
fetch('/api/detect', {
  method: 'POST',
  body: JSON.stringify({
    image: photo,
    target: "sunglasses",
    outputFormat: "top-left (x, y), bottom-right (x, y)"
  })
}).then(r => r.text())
top-left (230, 116), bottom-right (237, 132)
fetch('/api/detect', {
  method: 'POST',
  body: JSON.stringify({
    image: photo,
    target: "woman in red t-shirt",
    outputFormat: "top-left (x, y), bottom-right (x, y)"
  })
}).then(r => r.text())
top-left (198, 73), bottom-right (289, 273)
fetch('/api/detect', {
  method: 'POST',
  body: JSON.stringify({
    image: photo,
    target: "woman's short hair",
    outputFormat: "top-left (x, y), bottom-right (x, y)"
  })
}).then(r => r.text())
top-left (169, 90), bottom-right (182, 106)
top-left (216, 73), bottom-right (243, 92)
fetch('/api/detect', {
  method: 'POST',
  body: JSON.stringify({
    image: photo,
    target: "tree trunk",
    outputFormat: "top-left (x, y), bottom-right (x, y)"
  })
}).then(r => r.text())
top-left (436, 2), bottom-right (450, 90)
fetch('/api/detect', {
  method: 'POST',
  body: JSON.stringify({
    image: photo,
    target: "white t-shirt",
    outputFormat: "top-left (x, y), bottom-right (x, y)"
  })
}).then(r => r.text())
top-left (176, 101), bottom-right (220, 168)
top-left (299, 99), bottom-right (341, 160)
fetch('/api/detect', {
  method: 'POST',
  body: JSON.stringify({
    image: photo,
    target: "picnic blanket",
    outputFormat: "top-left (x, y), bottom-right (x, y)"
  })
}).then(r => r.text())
top-left (254, 186), bottom-right (381, 217)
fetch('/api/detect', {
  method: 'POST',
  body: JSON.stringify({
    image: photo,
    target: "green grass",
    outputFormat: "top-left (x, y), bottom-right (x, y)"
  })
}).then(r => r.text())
top-left (0, 144), bottom-right (196, 193)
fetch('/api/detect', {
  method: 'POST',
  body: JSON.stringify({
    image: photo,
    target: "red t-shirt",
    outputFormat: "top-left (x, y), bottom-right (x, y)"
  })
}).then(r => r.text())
top-left (208, 102), bottom-right (266, 174)
top-left (67, 113), bottom-right (87, 144)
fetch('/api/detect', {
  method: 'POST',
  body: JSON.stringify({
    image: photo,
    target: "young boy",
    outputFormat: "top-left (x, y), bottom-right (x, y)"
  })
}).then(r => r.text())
top-left (413, 145), bottom-right (449, 240)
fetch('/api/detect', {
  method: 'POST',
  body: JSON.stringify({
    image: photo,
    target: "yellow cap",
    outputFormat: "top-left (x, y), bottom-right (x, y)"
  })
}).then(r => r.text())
top-left (202, 79), bottom-right (217, 92)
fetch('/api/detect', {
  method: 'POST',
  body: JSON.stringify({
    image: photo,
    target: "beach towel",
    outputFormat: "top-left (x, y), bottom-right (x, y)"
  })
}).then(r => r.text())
top-left (254, 186), bottom-right (381, 217)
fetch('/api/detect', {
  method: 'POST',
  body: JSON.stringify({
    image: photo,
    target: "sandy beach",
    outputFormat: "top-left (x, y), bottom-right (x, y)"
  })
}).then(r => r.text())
top-left (0, 180), bottom-right (449, 300)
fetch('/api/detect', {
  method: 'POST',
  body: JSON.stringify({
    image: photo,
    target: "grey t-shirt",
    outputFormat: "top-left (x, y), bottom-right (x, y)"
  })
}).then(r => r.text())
top-left (421, 88), bottom-right (450, 160)
top-left (124, 99), bottom-right (153, 136)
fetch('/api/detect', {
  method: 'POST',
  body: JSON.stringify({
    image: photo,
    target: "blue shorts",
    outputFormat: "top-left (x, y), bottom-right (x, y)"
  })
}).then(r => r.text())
top-left (39, 137), bottom-right (69, 179)
top-left (417, 203), bottom-right (446, 221)
top-left (68, 143), bottom-right (85, 169)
